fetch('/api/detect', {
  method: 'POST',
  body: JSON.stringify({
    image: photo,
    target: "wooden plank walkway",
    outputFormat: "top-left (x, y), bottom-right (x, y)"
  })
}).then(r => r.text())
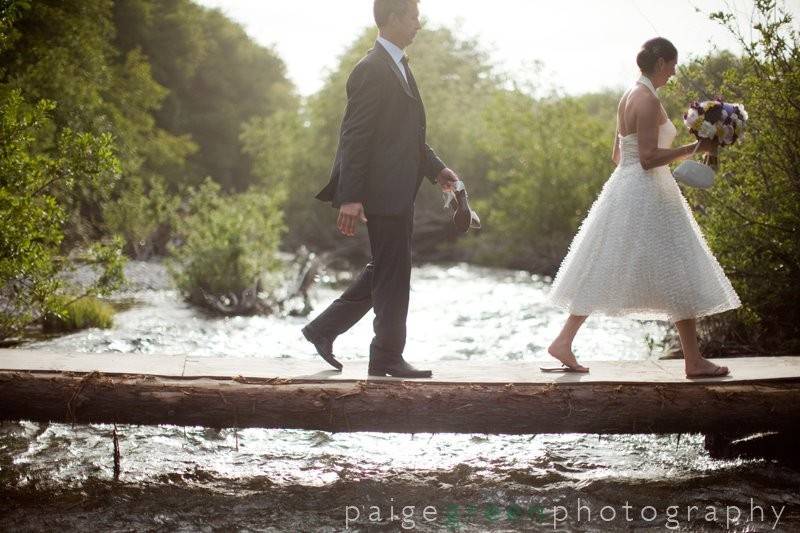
top-left (1, 350), bottom-right (799, 435)
top-left (2, 349), bottom-right (799, 383)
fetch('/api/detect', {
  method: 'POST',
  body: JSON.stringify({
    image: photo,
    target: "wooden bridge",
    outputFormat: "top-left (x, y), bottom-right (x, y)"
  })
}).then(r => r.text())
top-left (1, 349), bottom-right (798, 436)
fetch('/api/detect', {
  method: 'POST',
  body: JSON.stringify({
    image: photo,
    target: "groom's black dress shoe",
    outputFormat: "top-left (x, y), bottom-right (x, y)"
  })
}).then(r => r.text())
top-left (368, 356), bottom-right (433, 378)
top-left (451, 185), bottom-right (480, 234)
top-left (302, 326), bottom-right (342, 371)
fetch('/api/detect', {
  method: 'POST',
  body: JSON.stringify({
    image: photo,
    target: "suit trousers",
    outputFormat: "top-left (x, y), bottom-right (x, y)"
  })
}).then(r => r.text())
top-left (305, 209), bottom-right (414, 361)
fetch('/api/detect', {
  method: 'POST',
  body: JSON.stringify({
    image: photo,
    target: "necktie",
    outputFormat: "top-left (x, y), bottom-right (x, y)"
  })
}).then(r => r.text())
top-left (401, 56), bottom-right (420, 98)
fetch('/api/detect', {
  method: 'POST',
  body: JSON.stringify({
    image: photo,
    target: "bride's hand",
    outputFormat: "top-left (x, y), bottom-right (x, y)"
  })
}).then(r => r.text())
top-left (697, 138), bottom-right (718, 155)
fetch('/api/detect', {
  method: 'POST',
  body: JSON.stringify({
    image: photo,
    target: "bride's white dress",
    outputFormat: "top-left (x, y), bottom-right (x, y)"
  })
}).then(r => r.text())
top-left (548, 104), bottom-right (741, 322)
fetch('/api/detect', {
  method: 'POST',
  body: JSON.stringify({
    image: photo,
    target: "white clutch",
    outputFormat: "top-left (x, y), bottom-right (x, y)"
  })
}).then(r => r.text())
top-left (673, 160), bottom-right (716, 189)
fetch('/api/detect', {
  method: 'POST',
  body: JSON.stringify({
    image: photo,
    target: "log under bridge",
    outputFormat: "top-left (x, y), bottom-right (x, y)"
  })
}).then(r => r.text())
top-left (1, 350), bottom-right (799, 439)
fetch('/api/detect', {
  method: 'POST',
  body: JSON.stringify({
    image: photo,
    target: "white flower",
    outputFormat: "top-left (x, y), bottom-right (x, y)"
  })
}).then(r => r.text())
top-left (698, 121), bottom-right (717, 138)
top-left (720, 124), bottom-right (735, 145)
top-left (684, 108), bottom-right (700, 127)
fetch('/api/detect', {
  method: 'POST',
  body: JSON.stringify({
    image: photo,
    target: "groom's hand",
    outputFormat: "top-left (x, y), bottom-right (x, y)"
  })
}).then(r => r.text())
top-left (436, 167), bottom-right (460, 192)
top-left (337, 202), bottom-right (367, 237)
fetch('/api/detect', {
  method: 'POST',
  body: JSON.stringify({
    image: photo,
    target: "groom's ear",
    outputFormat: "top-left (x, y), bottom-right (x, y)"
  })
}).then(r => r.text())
top-left (386, 9), bottom-right (403, 27)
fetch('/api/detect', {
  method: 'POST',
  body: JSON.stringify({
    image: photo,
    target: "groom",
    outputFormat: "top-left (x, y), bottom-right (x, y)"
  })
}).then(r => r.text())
top-left (302, 0), bottom-right (460, 378)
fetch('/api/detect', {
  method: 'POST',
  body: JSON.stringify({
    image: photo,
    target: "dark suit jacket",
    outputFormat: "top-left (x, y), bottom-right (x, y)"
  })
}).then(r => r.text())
top-left (315, 41), bottom-right (446, 216)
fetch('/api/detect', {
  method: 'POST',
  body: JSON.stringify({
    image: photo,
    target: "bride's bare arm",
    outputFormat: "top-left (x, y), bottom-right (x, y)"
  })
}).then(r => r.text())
top-left (636, 96), bottom-right (700, 170)
top-left (612, 127), bottom-right (621, 165)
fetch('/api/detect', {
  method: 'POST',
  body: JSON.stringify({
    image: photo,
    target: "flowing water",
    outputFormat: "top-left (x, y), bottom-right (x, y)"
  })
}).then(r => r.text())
top-left (1, 262), bottom-right (798, 532)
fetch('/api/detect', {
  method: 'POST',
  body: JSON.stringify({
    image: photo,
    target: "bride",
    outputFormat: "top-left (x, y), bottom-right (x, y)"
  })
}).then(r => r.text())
top-left (546, 37), bottom-right (741, 378)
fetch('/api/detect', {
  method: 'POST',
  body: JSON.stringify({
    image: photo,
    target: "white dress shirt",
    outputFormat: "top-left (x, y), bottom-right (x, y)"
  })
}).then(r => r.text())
top-left (376, 36), bottom-right (408, 83)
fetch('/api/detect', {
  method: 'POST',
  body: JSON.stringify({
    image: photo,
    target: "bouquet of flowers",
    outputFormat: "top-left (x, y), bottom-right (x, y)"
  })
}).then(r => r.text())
top-left (673, 99), bottom-right (748, 188)
top-left (683, 99), bottom-right (748, 147)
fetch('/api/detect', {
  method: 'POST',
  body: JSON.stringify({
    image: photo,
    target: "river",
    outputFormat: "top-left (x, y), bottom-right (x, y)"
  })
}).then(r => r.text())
top-left (1, 262), bottom-right (798, 531)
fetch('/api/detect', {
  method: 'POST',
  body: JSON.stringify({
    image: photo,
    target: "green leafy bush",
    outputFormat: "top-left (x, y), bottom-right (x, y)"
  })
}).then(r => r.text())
top-left (0, 89), bottom-right (124, 340)
top-left (474, 91), bottom-right (617, 273)
top-left (42, 296), bottom-right (115, 333)
top-left (104, 175), bottom-right (180, 259)
top-left (168, 179), bottom-right (285, 311)
top-left (661, 1), bottom-right (800, 353)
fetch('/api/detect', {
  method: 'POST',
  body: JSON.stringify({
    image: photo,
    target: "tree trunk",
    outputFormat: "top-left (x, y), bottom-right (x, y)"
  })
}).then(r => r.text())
top-left (2, 371), bottom-right (799, 435)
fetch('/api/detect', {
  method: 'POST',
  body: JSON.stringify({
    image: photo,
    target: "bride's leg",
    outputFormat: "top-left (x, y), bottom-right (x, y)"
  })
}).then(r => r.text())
top-left (675, 318), bottom-right (729, 377)
top-left (548, 314), bottom-right (589, 371)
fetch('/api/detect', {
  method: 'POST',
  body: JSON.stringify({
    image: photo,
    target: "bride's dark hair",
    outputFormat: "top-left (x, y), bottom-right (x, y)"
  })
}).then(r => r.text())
top-left (636, 37), bottom-right (678, 74)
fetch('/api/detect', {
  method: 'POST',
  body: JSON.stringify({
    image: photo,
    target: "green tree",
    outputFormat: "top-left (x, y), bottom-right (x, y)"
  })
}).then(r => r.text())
top-left (474, 90), bottom-right (618, 273)
top-left (0, 0), bottom-right (194, 247)
top-left (103, 174), bottom-right (180, 260)
top-left (660, 1), bottom-right (800, 353)
top-left (0, 90), bottom-right (124, 340)
top-left (112, 0), bottom-right (297, 192)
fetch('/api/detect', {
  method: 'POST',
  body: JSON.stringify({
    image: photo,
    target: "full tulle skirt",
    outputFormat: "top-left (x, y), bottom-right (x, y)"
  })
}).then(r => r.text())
top-left (548, 160), bottom-right (741, 322)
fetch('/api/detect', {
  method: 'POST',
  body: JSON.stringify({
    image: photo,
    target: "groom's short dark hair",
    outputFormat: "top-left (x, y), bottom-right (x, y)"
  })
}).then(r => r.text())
top-left (374, 0), bottom-right (418, 27)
